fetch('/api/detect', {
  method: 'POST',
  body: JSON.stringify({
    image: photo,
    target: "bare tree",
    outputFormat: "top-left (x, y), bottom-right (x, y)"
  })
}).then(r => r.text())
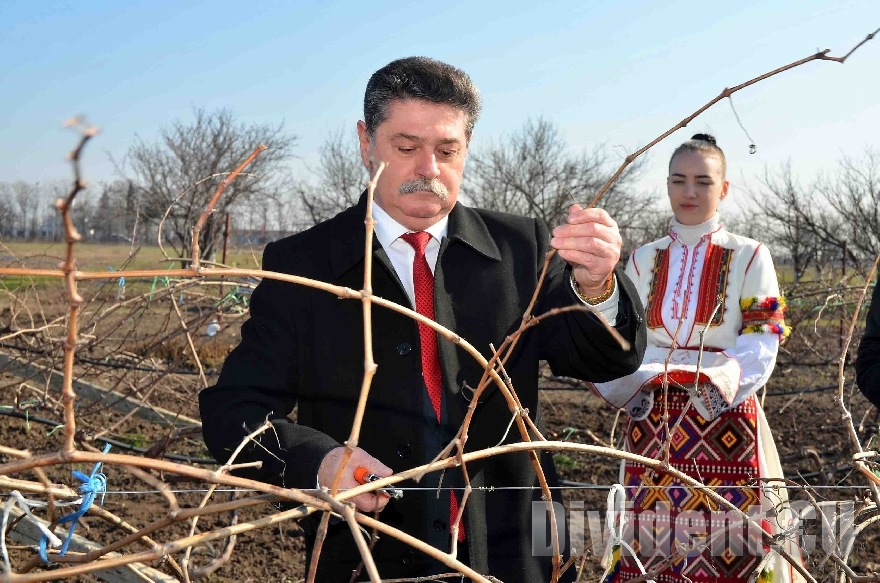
top-left (606, 186), bottom-right (671, 257)
top-left (69, 187), bottom-right (94, 240)
top-left (301, 128), bottom-right (367, 226)
top-left (747, 164), bottom-right (830, 283)
top-left (11, 181), bottom-right (39, 239)
top-left (92, 180), bottom-right (136, 243)
top-left (462, 117), bottom-right (658, 255)
top-left (264, 174), bottom-right (311, 233)
top-left (128, 108), bottom-right (296, 259)
top-left (819, 149), bottom-right (880, 267)
top-left (0, 181), bottom-right (67, 240)
top-left (751, 152), bottom-right (880, 281)
top-left (0, 182), bottom-right (16, 236)
top-left (0, 183), bottom-right (17, 237)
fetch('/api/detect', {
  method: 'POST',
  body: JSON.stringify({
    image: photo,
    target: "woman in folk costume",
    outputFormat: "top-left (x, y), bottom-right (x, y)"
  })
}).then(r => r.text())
top-left (594, 134), bottom-right (805, 583)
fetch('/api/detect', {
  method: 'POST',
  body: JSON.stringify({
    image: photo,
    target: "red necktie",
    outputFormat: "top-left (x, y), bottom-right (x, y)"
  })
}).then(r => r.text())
top-left (400, 231), bottom-right (465, 542)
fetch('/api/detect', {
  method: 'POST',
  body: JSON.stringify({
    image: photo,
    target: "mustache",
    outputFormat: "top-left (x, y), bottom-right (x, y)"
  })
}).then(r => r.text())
top-left (398, 178), bottom-right (449, 201)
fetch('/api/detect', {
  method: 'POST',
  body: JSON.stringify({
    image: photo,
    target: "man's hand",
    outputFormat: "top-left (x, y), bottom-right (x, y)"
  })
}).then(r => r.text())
top-left (318, 446), bottom-right (393, 513)
top-left (551, 204), bottom-right (622, 295)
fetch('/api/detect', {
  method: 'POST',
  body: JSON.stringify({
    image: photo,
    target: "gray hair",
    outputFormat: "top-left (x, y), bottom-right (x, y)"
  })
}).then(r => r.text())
top-left (669, 133), bottom-right (727, 177)
top-left (363, 57), bottom-right (482, 141)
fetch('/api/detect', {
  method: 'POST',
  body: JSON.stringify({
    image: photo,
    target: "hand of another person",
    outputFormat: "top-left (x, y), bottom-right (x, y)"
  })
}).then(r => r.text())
top-left (317, 446), bottom-right (394, 513)
top-left (551, 204), bottom-right (622, 295)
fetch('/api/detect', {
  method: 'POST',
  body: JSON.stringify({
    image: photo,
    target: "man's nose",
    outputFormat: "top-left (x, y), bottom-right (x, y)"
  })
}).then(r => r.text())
top-left (683, 181), bottom-right (698, 198)
top-left (415, 150), bottom-right (440, 179)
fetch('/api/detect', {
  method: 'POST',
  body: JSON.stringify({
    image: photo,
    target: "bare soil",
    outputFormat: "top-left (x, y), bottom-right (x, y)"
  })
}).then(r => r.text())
top-left (2, 360), bottom-right (879, 582)
top-left (2, 261), bottom-right (879, 582)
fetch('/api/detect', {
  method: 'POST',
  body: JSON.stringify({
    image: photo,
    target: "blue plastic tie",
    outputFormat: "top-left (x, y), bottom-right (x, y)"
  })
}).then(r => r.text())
top-left (109, 265), bottom-right (124, 288)
top-left (39, 443), bottom-right (111, 563)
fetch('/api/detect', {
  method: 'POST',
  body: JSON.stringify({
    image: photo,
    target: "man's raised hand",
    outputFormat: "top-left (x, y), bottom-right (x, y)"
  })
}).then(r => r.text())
top-left (551, 204), bottom-right (622, 295)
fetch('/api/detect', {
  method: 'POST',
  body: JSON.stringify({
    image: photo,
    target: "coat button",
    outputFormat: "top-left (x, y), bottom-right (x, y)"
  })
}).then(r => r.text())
top-left (433, 519), bottom-right (447, 532)
top-left (397, 442), bottom-right (412, 459)
top-left (397, 342), bottom-right (412, 356)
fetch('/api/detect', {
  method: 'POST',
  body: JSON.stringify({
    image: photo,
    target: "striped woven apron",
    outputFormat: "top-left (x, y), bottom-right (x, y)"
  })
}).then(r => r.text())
top-left (611, 388), bottom-right (767, 583)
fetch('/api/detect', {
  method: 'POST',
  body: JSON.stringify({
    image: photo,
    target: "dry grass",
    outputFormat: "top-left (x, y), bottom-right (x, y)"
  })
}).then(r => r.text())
top-left (0, 241), bottom-right (265, 293)
top-left (1, 241), bottom-right (264, 272)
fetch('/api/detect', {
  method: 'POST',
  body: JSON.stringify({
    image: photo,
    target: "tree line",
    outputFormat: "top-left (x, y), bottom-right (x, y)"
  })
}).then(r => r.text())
top-left (1, 109), bottom-right (877, 276)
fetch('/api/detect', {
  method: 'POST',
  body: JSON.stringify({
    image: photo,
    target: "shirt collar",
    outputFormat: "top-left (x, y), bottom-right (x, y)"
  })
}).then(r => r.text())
top-left (371, 200), bottom-right (449, 249)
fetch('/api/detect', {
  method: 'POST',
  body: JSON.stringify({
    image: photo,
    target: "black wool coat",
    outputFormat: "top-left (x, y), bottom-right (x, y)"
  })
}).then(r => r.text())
top-left (857, 277), bottom-right (880, 407)
top-left (199, 195), bottom-right (647, 582)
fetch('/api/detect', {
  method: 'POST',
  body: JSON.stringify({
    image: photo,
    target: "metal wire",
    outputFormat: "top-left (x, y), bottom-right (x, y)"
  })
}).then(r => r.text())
top-left (63, 482), bottom-right (880, 496)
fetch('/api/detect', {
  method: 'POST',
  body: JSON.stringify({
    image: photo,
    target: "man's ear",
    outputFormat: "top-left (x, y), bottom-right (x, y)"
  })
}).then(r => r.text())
top-left (720, 179), bottom-right (730, 200)
top-left (356, 121), bottom-right (372, 169)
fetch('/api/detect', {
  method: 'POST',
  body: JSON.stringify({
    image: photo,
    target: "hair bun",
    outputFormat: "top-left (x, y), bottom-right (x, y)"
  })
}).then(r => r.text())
top-left (691, 133), bottom-right (717, 146)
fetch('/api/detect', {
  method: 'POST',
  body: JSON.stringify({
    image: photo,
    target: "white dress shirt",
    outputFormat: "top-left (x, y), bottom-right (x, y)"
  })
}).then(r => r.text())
top-left (372, 201), bottom-right (447, 308)
top-left (371, 200), bottom-right (619, 322)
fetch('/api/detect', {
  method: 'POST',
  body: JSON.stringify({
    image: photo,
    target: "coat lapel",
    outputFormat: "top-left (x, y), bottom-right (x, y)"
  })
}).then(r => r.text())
top-left (328, 196), bottom-right (367, 280)
top-left (434, 204), bottom-right (502, 429)
top-left (329, 193), bottom-right (409, 306)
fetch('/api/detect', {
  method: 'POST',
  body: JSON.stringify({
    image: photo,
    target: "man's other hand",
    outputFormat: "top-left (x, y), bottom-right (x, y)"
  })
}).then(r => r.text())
top-left (551, 204), bottom-right (622, 295)
top-left (317, 446), bottom-right (394, 512)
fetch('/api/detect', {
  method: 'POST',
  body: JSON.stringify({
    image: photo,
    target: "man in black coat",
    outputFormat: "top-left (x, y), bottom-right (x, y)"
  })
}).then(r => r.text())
top-left (199, 57), bottom-right (647, 582)
top-left (857, 277), bottom-right (880, 407)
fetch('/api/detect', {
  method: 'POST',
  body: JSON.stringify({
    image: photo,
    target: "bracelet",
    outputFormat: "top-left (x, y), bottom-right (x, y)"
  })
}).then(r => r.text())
top-left (571, 272), bottom-right (615, 305)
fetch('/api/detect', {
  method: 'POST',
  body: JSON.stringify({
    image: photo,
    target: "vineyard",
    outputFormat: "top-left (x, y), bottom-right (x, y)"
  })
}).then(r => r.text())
top-left (1, 30), bottom-right (880, 583)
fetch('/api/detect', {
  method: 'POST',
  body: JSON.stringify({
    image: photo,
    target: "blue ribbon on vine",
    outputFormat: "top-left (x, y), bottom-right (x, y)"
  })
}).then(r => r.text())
top-left (108, 265), bottom-right (125, 288)
top-left (39, 443), bottom-right (111, 563)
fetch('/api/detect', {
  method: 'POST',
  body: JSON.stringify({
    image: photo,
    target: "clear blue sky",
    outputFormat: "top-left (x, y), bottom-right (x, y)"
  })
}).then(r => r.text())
top-left (1, 0), bottom-right (878, 201)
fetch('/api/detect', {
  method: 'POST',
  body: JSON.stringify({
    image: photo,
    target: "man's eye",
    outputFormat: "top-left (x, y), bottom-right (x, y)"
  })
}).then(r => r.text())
top-left (671, 180), bottom-right (684, 184)
top-left (698, 181), bottom-right (712, 186)
top-left (399, 147), bottom-right (414, 154)
top-left (440, 150), bottom-right (457, 157)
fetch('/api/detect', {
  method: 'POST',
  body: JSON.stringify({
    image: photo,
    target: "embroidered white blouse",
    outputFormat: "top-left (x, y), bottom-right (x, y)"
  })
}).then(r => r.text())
top-left (593, 215), bottom-right (786, 421)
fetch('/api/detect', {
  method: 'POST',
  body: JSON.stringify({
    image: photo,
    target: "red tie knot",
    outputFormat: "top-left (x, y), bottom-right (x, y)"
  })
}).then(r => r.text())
top-left (400, 231), bottom-right (432, 256)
